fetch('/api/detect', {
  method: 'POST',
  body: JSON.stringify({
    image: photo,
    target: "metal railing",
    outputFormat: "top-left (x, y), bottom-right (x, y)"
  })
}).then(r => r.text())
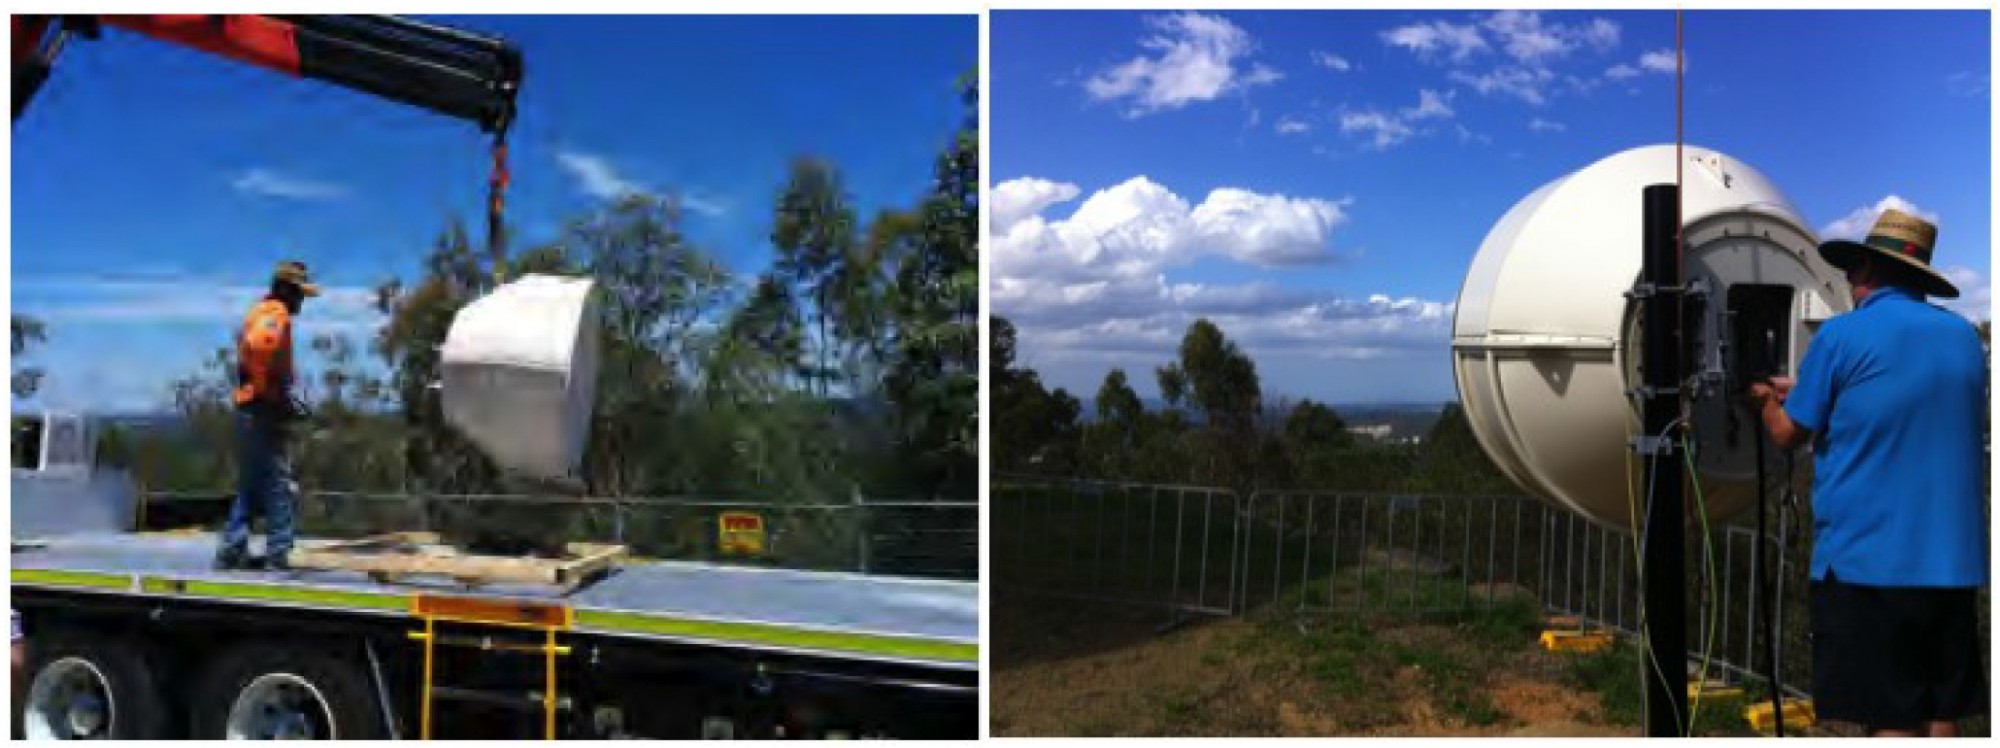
top-left (993, 476), bottom-right (1824, 698)
top-left (992, 476), bottom-right (1242, 620)
top-left (140, 489), bottom-right (978, 580)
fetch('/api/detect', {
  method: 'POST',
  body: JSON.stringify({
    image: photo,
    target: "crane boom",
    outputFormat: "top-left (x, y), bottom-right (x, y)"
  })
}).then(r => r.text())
top-left (13, 14), bottom-right (521, 134)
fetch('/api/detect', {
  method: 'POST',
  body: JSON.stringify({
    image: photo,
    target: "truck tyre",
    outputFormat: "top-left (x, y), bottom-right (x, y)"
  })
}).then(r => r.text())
top-left (191, 640), bottom-right (388, 740)
top-left (19, 633), bottom-right (170, 739)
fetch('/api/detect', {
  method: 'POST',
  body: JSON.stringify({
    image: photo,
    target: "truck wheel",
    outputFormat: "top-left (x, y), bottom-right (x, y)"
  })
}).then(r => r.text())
top-left (20, 634), bottom-right (169, 739)
top-left (191, 640), bottom-right (388, 740)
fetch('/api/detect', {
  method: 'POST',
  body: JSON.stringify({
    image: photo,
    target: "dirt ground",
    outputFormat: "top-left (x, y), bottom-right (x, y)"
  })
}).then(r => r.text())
top-left (992, 597), bottom-right (1638, 737)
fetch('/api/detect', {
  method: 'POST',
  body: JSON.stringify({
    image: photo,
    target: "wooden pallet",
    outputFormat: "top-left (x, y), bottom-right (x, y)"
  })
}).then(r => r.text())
top-left (289, 532), bottom-right (626, 591)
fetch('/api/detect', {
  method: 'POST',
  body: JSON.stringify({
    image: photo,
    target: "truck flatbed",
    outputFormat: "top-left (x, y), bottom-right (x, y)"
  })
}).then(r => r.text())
top-left (13, 531), bottom-right (978, 671)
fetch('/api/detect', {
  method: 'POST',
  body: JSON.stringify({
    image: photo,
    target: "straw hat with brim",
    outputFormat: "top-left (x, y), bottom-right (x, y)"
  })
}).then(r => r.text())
top-left (273, 260), bottom-right (322, 297)
top-left (1817, 208), bottom-right (1958, 298)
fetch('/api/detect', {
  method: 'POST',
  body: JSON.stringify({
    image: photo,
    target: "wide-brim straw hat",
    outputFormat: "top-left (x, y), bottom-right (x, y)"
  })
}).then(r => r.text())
top-left (1817, 207), bottom-right (1958, 298)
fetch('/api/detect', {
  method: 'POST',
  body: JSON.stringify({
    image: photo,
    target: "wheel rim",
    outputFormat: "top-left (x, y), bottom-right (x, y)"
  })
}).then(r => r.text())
top-left (224, 672), bottom-right (337, 740)
top-left (24, 656), bottom-right (117, 740)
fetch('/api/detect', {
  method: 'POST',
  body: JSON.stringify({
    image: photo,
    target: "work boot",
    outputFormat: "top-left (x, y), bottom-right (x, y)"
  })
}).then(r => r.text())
top-left (213, 547), bottom-right (250, 571)
top-left (261, 553), bottom-right (293, 572)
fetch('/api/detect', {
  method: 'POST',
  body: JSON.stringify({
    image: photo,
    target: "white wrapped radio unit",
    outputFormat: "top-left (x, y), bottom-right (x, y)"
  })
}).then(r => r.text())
top-left (439, 274), bottom-right (602, 480)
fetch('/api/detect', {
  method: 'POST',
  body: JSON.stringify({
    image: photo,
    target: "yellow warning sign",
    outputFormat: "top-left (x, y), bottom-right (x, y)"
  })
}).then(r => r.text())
top-left (718, 511), bottom-right (767, 557)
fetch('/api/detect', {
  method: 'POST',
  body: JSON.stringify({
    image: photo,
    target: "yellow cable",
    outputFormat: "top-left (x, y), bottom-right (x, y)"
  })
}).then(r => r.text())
top-left (1682, 432), bottom-right (1721, 734)
top-left (1626, 412), bottom-right (1687, 732)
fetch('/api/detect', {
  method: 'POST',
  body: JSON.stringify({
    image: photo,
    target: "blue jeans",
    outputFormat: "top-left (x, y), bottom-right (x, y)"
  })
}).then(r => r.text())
top-left (219, 409), bottom-right (296, 559)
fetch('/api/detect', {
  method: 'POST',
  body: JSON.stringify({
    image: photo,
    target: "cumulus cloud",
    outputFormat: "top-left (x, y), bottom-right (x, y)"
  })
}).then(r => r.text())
top-left (1605, 64), bottom-right (1640, 81)
top-left (992, 177), bottom-right (1083, 234)
top-left (1819, 195), bottom-right (1940, 241)
top-left (992, 176), bottom-right (1350, 281)
top-left (232, 169), bottom-right (347, 201)
top-left (1275, 116), bottom-right (1313, 134)
top-left (1084, 12), bottom-right (1281, 117)
top-left (992, 175), bottom-right (1454, 382)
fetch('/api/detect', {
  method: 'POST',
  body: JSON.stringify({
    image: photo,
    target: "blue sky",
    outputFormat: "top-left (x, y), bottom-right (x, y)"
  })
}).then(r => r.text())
top-left (13, 14), bottom-right (975, 414)
top-left (992, 9), bottom-right (1991, 405)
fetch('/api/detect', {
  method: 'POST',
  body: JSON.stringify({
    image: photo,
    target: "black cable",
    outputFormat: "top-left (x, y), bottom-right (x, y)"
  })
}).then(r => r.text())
top-left (1753, 330), bottom-right (1786, 737)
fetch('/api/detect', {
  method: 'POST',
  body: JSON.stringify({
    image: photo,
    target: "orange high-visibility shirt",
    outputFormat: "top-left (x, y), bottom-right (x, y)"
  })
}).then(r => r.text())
top-left (233, 298), bottom-right (294, 407)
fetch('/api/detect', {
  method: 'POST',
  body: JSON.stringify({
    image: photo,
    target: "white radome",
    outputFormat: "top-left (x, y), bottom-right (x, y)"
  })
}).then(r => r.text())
top-left (1452, 145), bottom-right (1850, 531)
top-left (440, 274), bottom-right (602, 480)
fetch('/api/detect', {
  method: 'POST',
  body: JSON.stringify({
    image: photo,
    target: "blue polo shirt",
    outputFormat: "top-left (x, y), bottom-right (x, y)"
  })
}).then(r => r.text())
top-left (1784, 286), bottom-right (1988, 588)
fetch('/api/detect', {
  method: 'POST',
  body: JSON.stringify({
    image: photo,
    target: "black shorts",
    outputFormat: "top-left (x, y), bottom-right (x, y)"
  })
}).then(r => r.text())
top-left (1810, 574), bottom-right (1987, 730)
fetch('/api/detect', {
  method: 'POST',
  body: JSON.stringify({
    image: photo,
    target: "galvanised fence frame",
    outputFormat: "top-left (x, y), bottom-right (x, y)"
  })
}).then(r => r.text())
top-left (994, 475), bottom-right (1820, 698)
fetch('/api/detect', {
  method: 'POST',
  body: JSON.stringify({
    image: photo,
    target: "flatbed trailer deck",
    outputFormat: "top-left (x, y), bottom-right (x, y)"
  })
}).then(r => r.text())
top-left (13, 531), bottom-right (979, 739)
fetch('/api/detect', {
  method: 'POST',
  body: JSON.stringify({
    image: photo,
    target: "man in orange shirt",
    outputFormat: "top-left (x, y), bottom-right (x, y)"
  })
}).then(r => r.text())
top-left (214, 260), bottom-right (317, 571)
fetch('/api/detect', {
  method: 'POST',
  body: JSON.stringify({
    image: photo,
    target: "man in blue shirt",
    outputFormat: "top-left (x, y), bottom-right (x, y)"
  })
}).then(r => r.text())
top-left (1751, 208), bottom-right (1987, 737)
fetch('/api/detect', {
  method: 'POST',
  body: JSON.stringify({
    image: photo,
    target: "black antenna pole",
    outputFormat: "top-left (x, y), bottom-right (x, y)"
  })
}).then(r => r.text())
top-left (1639, 183), bottom-right (1690, 737)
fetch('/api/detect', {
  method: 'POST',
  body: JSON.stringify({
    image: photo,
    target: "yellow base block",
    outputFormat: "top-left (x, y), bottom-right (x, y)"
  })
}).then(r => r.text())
top-left (1744, 699), bottom-right (1815, 735)
top-left (1688, 681), bottom-right (1744, 702)
top-left (1539, 629), bottom-right (1614, 653)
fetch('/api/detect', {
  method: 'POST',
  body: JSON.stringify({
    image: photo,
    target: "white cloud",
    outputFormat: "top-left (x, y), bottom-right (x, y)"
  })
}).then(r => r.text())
top-left (1483, 10), bottom-right (1619, 66)
top-left (1192, 189), bottom-right (1353, 266)
top-left (1380, 19), bottom-right (1487, 63)
top-left (1450, 66), bottom-right (1556, 105)
top-left (1604, 64), bottom-right (1640, 81)
top-left (1382, 12), bottom-right (1624, 107)
top-left (1819, 195), bottom-right (1940, 241)
top-left (1335, 89), bottom-right (1458, 151)
top-left (1454, 124), bottom-right (1491, 146)
top-left (991, 176), bottom-right (1351, 290)
top-left (231, 169), bottom-right (346, 201)
top-left (1084, 12), bottom-right (1280, 117)
top-left (677, 193), bottom-right (729, 218)
top-left (554, 149), bottom-right (725, 216)
top-left (1340, 110), bottom-right (1416, 150)
top-left (1527, 117), bottom-right (1567, 133)
top-left (556, 150), bottom-right (650, 201)
top-left (1311, 50), bottom-right (1354, 72)
top-left (1404, 88), bottom-right (1455, 120)
top-left (1937, 266), bottom-right (1993, 321)
top-left (992, 178), bottom-right (1453, 387)
top-left (1275, 116), bottom-right (1312, 134)
top-left (1638, 49), bottom-right (1679, 74)
top-left (992, 177), bottom-right (1083, 234)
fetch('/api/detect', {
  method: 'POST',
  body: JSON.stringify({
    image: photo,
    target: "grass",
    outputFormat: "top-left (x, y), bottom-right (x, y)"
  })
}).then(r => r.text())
top-left (1240, 584), bottom-right (1540, 729)
top-left (1564, 640), bottom-right (1751, 736)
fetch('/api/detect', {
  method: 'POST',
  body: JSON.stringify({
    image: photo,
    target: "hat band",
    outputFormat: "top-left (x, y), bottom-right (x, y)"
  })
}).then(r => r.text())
top-left (1863, 234), bottom-right (1932, 264)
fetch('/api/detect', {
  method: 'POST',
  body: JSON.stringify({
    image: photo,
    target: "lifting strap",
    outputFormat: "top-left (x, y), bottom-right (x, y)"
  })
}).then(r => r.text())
top-left (487, 133), bottom-right (510, 287)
